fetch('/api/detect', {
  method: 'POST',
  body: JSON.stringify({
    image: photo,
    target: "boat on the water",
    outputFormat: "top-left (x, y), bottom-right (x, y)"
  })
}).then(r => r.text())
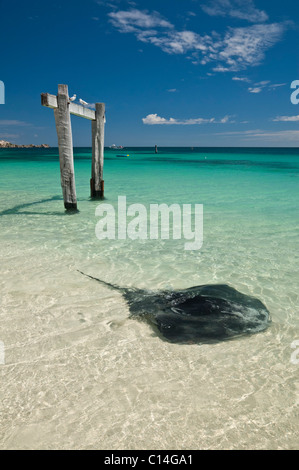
top-left (117, 154), bottom-right (129, 158)
top-left (109, 144), bottom-right (124, 150)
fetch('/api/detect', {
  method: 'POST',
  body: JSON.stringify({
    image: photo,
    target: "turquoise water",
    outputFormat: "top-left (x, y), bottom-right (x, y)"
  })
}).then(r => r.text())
top-left (0, 147), bottom-right (298, 449)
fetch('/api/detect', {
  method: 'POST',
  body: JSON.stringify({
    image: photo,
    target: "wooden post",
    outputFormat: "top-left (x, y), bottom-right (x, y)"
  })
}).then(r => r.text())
top-left (54, 84), bottom-right (77, 210)
top-left (91, 102), bottom-right (105, 198)
top-left (155, 144), bottom-right (158, 154)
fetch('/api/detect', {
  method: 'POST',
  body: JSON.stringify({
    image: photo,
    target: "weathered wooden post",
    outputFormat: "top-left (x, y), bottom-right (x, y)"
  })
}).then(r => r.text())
top-left (54, 84), bottom-right (77, 210)
top-left (91, 103), bottom-right (105, 198)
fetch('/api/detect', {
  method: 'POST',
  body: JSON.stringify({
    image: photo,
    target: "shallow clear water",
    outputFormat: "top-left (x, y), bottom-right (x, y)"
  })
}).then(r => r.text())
top-left (0, 147), bottom-right (298, 449)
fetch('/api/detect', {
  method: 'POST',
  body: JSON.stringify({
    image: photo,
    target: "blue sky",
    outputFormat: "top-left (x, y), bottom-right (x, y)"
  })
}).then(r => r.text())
top-left (1, 0), bottom-right (299, 146)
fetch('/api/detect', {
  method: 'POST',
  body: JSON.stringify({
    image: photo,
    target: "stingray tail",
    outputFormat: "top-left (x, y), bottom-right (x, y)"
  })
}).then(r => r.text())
top-left (77, 270), bottom-right (123, 292)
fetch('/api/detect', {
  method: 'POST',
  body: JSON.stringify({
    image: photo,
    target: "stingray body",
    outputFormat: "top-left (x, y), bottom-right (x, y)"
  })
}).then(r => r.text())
top-left (79, 271), bottom-right (271, 344)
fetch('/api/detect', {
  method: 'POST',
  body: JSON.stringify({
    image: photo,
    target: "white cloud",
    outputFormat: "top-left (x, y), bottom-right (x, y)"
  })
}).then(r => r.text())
top-left (201, 0), bottom-right (268, 23)
top-left (248, 81), bottom-right (287, 94)
top-left (167, 88), bottom-right (177, 92)
top-left (252, 130), bottom-right (299, 141)
top-left (142, 113), bottom-right (232, 125)
top-left (142, 114), bottom-right (171, 125)
top-left (255, 80), bottom-right (270, 86)
top-left (219, 115), bottom-right (232, 123)
top-left (0, 133), bottom-right (20, 139)
top-left (142, 114), bottom-right (212, 125)
top-left (108, 8), bottom-right (288, 72)
top-left (213, 129), bottom-right (299, 141)
top-left (232, 76), bottom-right (250, 82)
top-left (213, 23), bottom-right (286, 71)
top-left (109, 9), bottom-right (173, 34)
top-left (0, 120), bottom-right (31, 126)
top-left (269, 83), bottom-right (287, 88)
top-left (145, 30), bottom-right (208, 55)
top-left (273, 115), bottom-right (299, 122)
top-left (212, 65), bottom-right (231, 72)
top-left (248, 87), bottom-right (262, 93)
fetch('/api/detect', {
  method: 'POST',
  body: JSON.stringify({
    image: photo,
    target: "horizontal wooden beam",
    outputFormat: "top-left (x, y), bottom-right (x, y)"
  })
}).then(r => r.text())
top-left (41, 93), bottom-right (96, 120)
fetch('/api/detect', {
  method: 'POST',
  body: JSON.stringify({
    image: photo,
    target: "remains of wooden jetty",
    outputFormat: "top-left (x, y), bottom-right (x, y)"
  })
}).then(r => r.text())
top-left (41, 84), bottom-right (105, 210)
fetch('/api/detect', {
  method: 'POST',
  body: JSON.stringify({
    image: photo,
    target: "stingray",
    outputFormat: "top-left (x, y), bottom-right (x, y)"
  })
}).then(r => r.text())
top-left (78, 271), bottom-right (271, 344)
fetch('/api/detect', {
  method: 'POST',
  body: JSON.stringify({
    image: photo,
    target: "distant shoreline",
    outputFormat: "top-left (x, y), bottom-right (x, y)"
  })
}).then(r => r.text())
top-left (0, 140), bottom-right (50, 149)
top-left (1, 143), bottom-right (299, 151)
